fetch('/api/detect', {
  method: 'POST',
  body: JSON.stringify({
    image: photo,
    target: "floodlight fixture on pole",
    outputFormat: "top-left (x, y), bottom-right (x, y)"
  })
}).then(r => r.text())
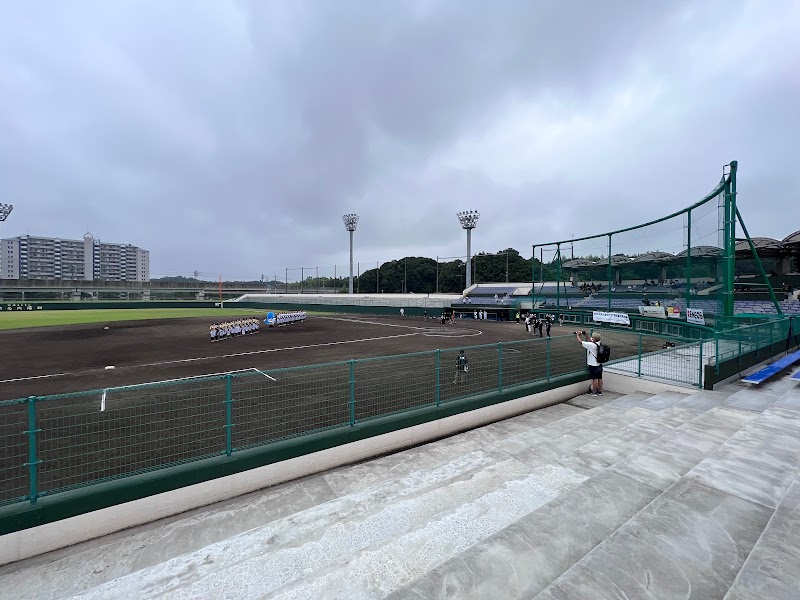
top-left (0, 203), bottom-right (13, 222)
top-left (342, 213), bottom-right (359, 294)
top-left (457, 210), bottom-right (480, 289)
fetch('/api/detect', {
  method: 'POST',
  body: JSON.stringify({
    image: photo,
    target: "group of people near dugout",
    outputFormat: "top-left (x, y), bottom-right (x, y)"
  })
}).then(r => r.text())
top-left (210, 317), bottom-right (260, 341)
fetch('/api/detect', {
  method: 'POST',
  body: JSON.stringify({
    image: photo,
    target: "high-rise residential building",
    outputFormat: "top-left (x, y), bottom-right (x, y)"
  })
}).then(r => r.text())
top-left (1, 233), bottom-right (149, 282)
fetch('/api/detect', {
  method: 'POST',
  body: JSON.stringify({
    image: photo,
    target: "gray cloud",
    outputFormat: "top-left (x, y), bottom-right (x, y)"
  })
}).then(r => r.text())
top-left (1, 0), bottom-right (797, 279)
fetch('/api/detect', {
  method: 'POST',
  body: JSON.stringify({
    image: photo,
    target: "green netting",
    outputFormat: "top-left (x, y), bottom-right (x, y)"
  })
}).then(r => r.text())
top-left (527, 163), bottom-right (775, 325)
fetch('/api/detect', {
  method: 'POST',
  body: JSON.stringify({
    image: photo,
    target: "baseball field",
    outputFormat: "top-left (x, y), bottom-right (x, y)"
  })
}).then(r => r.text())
top-left (0, 309), bottom-right (666, 504)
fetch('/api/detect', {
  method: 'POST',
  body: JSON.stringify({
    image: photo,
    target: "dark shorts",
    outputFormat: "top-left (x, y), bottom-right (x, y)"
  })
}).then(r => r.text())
top-left (588, 365), bottom-right (603, 379)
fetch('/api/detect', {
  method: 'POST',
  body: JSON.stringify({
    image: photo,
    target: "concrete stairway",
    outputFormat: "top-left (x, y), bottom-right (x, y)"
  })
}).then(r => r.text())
top-left (1, 379), bottom-right (799, 599)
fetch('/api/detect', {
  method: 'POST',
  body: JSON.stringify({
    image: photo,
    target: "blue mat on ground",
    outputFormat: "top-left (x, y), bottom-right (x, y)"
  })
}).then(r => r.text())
top-left (792, 369), bottom-right (800, 381)
top-left (742, 349), bottom-right (800, 384)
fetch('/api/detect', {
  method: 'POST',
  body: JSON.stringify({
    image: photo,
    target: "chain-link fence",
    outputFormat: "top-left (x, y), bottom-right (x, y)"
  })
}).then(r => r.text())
top-left (1, 316), bottom-right (797, 507)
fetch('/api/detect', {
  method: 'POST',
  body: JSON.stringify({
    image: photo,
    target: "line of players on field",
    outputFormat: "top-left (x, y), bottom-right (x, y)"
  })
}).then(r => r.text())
top-left (523, 313), bottom-right (556, 337)
top-left (210, 317), bottom-right (260, 342)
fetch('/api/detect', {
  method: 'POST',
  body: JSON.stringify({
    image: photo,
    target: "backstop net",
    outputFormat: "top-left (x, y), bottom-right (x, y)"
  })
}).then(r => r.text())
top-left (531, 162), bottom-right (764, 327)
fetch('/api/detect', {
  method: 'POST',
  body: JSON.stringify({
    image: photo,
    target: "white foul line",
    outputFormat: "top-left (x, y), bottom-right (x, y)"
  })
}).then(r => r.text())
top-left (0, 372), bottom-right (71, 384)
top-left (112, 332), bottom-right (421, 370)
top-left (318, 316), bottom-right (431, 331)
top-left (0, 332), bottom-right (419, 385)
top-left (250, 368), bottom-right (277, 381)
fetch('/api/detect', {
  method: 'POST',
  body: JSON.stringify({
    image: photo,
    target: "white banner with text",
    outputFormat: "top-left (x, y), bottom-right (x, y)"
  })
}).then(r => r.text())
top-left (638, 306), bottom-right (667, 319)
top-left (686, 308), bottom-right (706, 326)
top-left (592, 311), bottom-right (631, 326)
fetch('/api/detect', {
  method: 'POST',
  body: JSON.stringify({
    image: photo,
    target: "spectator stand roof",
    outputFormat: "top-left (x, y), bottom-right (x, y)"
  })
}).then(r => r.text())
top-left (782, 230), bottom-right (800, 247)
top-left (734, 237), bottom-right (783, 257)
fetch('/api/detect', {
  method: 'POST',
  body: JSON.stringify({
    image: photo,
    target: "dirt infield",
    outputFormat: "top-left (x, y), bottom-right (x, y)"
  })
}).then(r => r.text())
top-left (0, 314), bottom-right (666, 503)
top-left (1, 314), bottom-right (593, 400)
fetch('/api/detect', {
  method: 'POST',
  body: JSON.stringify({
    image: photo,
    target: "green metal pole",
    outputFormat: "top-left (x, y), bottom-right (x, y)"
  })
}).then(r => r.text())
top-left (769, 321), bottom-right (774, 352)
top-left (556, 243), bottom-right (561, 309)
top-left (607, 234), bottom-right (612, 311)
top-left (24, 396), bottom-right (41, 504)
top-left (722, 161), bottom-right (737, 317)
top-left (735, 207), bottom-right (782, 315)
top-left (224, 375), bottom-right (233, 456)
top-left (738, 327), bottom-right (742, 362)
top-left (498, 342), bottom-right (503, 392)
top-left (546, 336), bottom-right (551, 381)
top-left (531, 245), bottom-right (536, 311)
top-left (685, 209), bottom-right (692, 311)
top-left (349, 359), bottom-right (356, 426)
top-left (435, 349), bottom-right (441, 406)
top-left (637, 333), bottom-right (642, 377)
top-left (698, 338), bottom-right (704, 389)
top-left (715, 334), bottom-right (720, 375)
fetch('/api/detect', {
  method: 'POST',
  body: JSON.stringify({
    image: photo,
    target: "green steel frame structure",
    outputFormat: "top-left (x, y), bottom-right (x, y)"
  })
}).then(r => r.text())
top-left (530, 161), bottom-right (783, 319)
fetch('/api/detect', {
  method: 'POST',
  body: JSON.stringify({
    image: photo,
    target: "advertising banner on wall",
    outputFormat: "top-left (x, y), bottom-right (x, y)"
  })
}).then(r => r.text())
top-left (666, 306), bottom-right (681, 319)
top-left (638, 306), bottom-right (667, 319)
top-left (686, 308), bottom-right (706, 325)
top-left (592, 311), bottom-right (631, 326)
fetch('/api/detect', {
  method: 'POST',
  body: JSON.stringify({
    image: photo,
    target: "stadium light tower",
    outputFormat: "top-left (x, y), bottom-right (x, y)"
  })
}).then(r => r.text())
top-left (0, 203), bottom-right (12, 223)
top-left (342, 213), bottom-right (359, 294)
top-left (457, 210), bottom-right (480, 289)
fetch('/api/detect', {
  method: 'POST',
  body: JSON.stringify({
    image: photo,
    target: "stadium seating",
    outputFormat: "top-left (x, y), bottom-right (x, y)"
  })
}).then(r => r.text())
top-left (741, 349), bottom-right (800, 384)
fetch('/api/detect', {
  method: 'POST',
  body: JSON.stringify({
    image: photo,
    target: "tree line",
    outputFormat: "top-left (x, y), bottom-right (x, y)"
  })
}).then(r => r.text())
top-left (152, 249), bottom-right (767, 293)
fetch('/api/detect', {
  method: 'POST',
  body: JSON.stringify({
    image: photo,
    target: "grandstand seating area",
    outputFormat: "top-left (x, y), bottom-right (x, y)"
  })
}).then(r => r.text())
top-left (554, 297), bottom-right (800, 315)
top-left (462, 282), bottom-right (800, 316)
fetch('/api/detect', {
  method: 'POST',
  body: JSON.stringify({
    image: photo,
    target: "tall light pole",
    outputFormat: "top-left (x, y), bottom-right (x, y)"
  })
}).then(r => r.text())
top-left (1, 204), bottom-right (13, 284)
top-left (457, 210), bottom-right (480, 289)
top-left (342, 213), bottom-right (359, 294)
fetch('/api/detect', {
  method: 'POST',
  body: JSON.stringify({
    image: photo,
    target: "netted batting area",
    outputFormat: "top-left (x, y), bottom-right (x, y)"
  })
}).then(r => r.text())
top-left (531, 169), bottom-right (734, 318)
top-left (0, 314), bottom-right (669, 505)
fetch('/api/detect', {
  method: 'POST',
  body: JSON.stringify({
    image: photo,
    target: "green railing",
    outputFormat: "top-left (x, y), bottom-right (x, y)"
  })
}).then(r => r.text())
top-left (1, 316), bottom-right (797, 508)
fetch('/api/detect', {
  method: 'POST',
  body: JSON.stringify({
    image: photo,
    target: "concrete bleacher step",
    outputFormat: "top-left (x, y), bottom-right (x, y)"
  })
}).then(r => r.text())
top-left (268, 393), bottom-right (736, 598)
top-left (7, 385), bottom-right (796, 599)
top-left (384, 392), bottom-right (763, 599)
top-left (533, 393), bottom-right (800, 599)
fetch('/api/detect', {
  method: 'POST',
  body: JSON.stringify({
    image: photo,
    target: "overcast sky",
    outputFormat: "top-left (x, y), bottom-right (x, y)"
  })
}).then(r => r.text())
top-left (2, 0), bottom-right (798, 280)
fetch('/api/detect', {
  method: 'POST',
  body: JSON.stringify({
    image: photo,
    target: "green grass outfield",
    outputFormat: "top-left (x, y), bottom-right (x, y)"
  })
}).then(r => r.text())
top-left (0, 308), bottom-right (269, 331)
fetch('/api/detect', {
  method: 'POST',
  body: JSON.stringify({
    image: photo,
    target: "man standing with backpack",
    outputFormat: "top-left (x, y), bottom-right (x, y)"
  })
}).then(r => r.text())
top-left (576, 331), bottom-right (609, 396)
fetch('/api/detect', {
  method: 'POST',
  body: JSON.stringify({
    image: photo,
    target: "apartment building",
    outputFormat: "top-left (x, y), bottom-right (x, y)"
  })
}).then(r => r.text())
top-left (1, 233), bottom-right (150, 282)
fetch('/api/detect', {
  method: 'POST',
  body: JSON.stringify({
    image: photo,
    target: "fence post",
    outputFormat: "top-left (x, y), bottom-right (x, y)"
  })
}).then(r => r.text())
top-left (498, 342), bottom-right (503, 392)
top-left (738, 327), bottom-right (742, 363)
top-left (435, 350), bottom-right (441, 407)
top-left (637, 333), bottom-right (643, 377)
top-left (224, 375), bottom-right (233, 456)
top-left (715, 333), bottom-right (720, 375)
top-left (769, 323), bottom-right (774, 353)
top-left (24, 396), bottom-right (41, 505)
top-left (349, 359), bottom-right (356, 426)
top-left (756, 324), bottom-right (761, 359)
top-left (698, 339), bottom-right (704, 389)
top-left (546, 337), bottom-right (551, 382)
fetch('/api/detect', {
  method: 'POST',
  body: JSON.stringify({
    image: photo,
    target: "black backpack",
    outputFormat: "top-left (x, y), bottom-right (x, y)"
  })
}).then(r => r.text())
top-left (595, 342), bottom-right (611, 364)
